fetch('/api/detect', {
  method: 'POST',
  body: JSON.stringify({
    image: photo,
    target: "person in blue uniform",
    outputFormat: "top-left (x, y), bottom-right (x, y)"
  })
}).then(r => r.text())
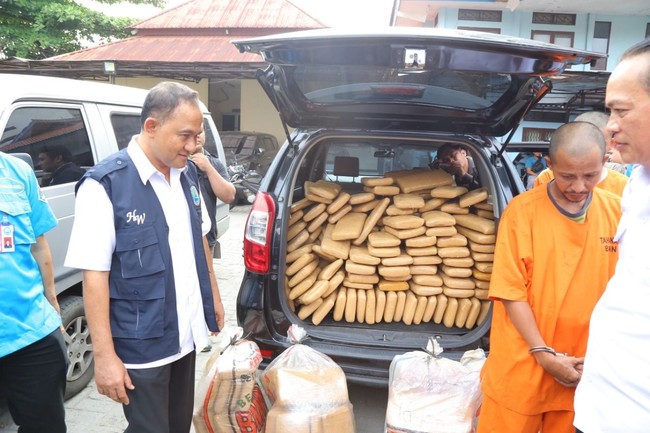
top-left (0, 151), bottom-right (67, 433)
top-left (65, 82), bottom-right (224, 433)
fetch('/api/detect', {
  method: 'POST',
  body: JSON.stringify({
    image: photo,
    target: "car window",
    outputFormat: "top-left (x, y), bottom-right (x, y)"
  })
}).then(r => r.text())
top-left (110, 114), bottom-right (142, 150)
top-left (0, 106), bottom-right (93, 185)
top-left (261, 137), bottom-right (275, 152)
top-left (294, 65), bottom-right (512, 110)
top-left (323, 141), bottom-right (433, 183)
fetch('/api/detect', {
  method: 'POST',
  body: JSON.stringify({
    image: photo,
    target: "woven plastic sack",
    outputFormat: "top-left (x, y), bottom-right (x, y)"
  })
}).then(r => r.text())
top-left (193, 326), bottom-right (267, 433)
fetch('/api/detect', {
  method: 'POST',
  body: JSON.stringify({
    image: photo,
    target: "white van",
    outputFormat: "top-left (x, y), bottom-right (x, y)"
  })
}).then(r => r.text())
top-left (0, 74), bottom-right (230, 398)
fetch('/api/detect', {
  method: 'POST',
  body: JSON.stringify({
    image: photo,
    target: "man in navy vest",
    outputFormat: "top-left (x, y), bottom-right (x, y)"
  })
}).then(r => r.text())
top-left (65, 82), bottom-right (224, 433)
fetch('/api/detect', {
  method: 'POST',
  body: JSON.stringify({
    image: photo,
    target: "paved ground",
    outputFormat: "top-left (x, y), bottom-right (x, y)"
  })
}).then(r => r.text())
top-left (0, 205), bottom-right (248, 433)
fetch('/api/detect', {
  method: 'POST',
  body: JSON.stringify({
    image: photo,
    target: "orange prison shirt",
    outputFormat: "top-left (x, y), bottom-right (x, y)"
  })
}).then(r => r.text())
top-left (533, 167), bottom-right (628, 196)
top-left (481, 185), bottom-right (621, 415)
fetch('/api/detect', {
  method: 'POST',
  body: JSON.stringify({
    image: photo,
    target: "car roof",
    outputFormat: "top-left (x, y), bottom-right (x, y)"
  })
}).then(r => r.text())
top-left (0, 74), bottom-right (210, 113)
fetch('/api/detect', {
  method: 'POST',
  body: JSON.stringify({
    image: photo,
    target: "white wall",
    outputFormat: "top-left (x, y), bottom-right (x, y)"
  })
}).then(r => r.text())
top-left (239, 79), bottom-right (288, 145)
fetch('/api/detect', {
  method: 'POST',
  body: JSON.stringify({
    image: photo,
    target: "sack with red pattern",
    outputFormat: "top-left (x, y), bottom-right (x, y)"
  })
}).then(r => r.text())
top-left (193, 326), bottom-right (267, 433)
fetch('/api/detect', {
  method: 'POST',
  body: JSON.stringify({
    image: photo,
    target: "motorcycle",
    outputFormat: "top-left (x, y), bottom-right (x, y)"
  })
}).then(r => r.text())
top-left (228, 163), bottom-right (261, 208)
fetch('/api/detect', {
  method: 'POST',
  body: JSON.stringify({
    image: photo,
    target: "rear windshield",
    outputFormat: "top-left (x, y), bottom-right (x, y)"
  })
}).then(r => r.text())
top-left (324, 141), bottom-right (436, 183)
top-left (294, 65), bottom-right (512, 110)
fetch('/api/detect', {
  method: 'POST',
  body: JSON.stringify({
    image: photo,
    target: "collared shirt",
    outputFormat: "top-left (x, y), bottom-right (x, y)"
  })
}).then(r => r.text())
top-left (65, 138), bottom-right (211, 369)
top-left (574, 165), bottom-right (650, 432)
top-left (0, 152), bottom-right (59, 358)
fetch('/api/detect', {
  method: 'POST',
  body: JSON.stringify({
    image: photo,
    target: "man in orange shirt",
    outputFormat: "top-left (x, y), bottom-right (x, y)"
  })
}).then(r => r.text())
top-left (477, 121), bottom-right (621, 433)
top-left (534, 112), bottom-right (628, 196)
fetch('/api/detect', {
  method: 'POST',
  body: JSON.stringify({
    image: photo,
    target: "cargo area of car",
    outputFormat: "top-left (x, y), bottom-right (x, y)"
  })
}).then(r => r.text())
top-left (277, 134), bottom-right (497, 351)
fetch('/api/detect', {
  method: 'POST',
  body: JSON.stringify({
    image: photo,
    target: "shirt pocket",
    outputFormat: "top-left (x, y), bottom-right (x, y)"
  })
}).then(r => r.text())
top-left (110, 225), bottom-right (166, 339)
top-left (109, 275), bottom-right (166, 340)
top-left (115, 225), bottom-right (166, 278)
top-left (0, 187), bottom-right (35, 244)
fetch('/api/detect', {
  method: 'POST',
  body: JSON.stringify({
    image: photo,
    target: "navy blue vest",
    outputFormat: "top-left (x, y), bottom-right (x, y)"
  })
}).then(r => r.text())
top-left (78, 149), bottom-right (218, 364)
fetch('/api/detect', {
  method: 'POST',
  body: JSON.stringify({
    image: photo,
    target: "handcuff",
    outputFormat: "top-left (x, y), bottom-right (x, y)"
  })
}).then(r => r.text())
top-left (528, 346), bottom-right (568, 357)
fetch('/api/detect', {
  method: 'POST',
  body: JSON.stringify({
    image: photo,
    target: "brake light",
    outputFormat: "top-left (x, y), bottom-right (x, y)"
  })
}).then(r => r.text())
top-left (243, 192), bottom-right (275, 273)
top-left (259, 349), bottom-right (274, 359)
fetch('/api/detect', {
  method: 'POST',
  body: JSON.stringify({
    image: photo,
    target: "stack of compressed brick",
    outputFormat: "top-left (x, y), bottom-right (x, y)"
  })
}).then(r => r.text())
top-left (285, 169), bottom-right (494, 329)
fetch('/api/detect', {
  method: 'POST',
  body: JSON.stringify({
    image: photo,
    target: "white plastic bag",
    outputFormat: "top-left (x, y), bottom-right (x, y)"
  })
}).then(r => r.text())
top-left (261, 324), bottom-right (356, 433)
top-left (385, 338), bottom-right (485, 433)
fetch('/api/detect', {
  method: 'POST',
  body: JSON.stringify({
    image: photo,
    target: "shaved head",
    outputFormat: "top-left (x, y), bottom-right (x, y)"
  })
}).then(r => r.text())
top-left (549, 121), bottom-right (606, 163)
top-left (574, 111), bottom-right (609, 130)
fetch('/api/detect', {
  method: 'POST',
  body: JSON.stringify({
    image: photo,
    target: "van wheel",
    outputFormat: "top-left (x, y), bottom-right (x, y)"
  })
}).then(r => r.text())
top-left (60, 296), bottom-right (94, 400)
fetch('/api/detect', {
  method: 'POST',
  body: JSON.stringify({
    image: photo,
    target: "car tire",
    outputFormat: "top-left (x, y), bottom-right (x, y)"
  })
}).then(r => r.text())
top-left (59, 296), bottom-right (94, 400)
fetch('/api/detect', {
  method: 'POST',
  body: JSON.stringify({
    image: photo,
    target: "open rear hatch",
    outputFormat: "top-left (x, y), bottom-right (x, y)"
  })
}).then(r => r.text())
top-left (234, 28), bottom-right (603, 138)
top-left (234, 29), bottom-right (603, 354)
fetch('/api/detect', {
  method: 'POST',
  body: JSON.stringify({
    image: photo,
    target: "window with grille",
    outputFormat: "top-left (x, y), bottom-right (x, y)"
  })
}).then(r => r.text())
top-left (522, 128), bottom-right (554, 142)
top-left (532, 13), bottom-right (576, 26)
top-left (458, 9), bottom-right (502, 22)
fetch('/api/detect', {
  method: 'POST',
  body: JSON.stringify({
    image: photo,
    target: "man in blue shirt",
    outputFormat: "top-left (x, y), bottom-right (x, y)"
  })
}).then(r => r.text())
top-left (525, 152), bottom-right (547, 190)
top-left (0, 152), bottom-right (67, 433)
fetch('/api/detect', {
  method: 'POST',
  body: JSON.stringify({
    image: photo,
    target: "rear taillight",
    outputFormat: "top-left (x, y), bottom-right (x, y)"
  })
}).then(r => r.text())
top-left (243, 192), bottom-right (275, 273)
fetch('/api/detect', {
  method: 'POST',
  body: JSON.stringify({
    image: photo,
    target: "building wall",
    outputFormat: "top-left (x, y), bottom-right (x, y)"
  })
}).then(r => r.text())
top-left (239, 79), bottom-right (287, 144)
top-left (437, 8), bottom-right (650, 72)
top-left (115, 77), bottom-right (210, 105)
top-left (436, 7), bottom-right (649, 141)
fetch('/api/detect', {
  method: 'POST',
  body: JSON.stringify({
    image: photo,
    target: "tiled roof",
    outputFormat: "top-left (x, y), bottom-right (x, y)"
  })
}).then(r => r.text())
top-left (133, 0), bottom-right (324, 30)
top-left (50, 0), bottom-right (324, 62)
top-left (49, 33), bottom-right (268, 63)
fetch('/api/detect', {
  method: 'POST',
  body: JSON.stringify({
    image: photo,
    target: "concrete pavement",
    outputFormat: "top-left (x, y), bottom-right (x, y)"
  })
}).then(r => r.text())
top-left (0, 205), bottom-right (249, 433)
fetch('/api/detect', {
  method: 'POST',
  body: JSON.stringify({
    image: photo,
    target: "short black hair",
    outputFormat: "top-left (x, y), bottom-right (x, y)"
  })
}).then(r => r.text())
top-left (141, 81), bottom-right (200, 127)
top-left (39, 145), bottom-right (72, 162)
top-left (436, 143), bottom-right (467, 158)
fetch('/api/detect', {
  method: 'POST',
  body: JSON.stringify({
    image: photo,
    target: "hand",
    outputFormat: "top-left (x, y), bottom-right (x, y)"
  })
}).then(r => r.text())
top-left (94, 352), bottom-right (135, 404)
top-left (534, 352), bottom-right (584, 387)
top-left (190, 152), bottom-right (211, 172)
top-left (213, 298), bottom-right (225, 331)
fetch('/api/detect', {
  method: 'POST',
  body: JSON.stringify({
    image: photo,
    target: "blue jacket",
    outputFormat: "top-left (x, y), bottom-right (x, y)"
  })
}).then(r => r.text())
top-left (79, 149), bottom-right (217, 364)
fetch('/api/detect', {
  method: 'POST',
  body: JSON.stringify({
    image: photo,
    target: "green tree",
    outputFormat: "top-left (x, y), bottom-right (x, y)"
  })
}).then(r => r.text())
top-left (0, 0), bottom-right (165, 59)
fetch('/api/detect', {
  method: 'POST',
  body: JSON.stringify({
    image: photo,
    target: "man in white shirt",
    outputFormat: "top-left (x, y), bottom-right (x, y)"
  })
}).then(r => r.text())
top-left (65, 82), bottom-right (224, 433)
top-left (574, 38), bottom-right (650, 432)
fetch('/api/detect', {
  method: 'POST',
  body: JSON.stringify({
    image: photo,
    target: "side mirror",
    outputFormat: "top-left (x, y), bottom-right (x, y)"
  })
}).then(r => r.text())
top-left (255, 147), bottom-right (265, 156)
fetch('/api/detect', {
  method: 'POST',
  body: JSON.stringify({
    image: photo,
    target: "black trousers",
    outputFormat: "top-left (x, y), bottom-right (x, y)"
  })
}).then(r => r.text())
top-left (123, 350), bottom-right (196, 433)
top-left (0, 329), bottom-right (67, 433)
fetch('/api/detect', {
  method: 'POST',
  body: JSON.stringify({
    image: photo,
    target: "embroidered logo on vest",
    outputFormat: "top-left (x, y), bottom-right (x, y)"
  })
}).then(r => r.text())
top-left (190, 185), bottom-right (201, 206)
top-left (126, 209), bottom-right (146, 225)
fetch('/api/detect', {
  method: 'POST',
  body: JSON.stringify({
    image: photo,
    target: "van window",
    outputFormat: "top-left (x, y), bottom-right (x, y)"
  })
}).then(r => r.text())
top-left (0, 106), bottom-right (93, 184)
top-left (202, 120), bottom-right (221, 160)
top-left (110, 114), bottom-right (142, 149)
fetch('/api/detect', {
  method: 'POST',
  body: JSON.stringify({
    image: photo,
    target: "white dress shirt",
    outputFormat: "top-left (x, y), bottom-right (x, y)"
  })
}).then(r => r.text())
top-left (574, 164), bottom-right (650, 432)
top-left (65, 138), bottom-right (211, 369)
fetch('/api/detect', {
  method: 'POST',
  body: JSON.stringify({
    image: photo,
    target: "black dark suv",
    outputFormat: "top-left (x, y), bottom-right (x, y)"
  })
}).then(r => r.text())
top-left (232, 28), bottom-right (601, 386)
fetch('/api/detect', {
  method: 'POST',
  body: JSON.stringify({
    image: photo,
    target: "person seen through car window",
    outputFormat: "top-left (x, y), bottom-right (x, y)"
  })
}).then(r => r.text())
top-left (38, 145), bottom-right (86, 186)
top-left (430, 143), bottom-right (481, 190)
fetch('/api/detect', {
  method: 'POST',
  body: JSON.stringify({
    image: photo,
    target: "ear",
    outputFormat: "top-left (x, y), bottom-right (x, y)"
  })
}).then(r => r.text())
top-left (601, 153), bottom-right (610, 165)
top-left (143, 117), bottom-right (158, 135)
